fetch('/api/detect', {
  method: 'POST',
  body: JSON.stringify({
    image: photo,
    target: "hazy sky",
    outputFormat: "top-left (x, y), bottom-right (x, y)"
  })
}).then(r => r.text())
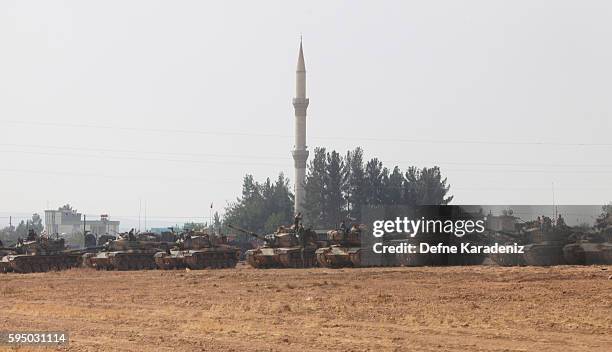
top-left (1, 1), bottom-right (611, 228)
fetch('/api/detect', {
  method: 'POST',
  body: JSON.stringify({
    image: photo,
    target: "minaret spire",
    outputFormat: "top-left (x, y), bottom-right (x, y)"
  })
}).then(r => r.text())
top-left (292, 38), bottom-right (309, 214)
top-left (297, 37), bottom-right (305, 72)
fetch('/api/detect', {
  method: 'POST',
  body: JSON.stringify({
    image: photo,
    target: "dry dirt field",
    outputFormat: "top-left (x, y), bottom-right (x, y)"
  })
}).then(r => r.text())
top-left (1, 264), bottom-right (611, 352)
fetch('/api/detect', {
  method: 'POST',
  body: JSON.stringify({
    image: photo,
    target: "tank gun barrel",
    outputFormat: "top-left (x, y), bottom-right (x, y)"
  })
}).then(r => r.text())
top-left (228, 224), bottom-right (266, 241)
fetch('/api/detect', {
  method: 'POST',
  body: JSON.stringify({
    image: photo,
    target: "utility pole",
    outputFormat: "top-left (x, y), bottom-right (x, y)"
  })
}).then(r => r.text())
top-left (552, 182), bottom-right (556, 223)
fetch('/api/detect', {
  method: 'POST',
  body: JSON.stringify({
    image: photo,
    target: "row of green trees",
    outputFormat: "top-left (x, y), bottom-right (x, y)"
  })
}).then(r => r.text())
top-left (302, 147), bottom-right (452, 228)
top-left (222, 147), bottom-right (453, 233)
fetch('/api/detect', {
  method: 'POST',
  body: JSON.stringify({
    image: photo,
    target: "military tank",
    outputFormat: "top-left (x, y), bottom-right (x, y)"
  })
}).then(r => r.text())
top-left (154, 231), bottom-right (240, 270)
top-left (315, 225), bottom-right (363, 268)
top-left (228, 224), bottom-right (319, 268)
top-left (0, 230), bottom-right (90, 273)
top-left (83, 230), bottom-right (172, 271)
top-left (563, 207), bottom-right (612, 265)
top-left (521, 217), bottom-right (572, 266)
top-left (563, 232), bottom-right (612, 265)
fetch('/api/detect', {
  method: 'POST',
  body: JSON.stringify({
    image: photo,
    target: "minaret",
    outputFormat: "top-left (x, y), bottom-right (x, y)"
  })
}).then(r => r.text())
top-left (292, 38), bottom-right (309, 214)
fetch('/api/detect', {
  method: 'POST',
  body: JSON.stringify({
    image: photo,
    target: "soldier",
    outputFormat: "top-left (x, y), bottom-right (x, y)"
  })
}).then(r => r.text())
top-left (340, 221), bottom-right (347, 235)
top-left (127, 228), bottom-right (136, 241)
top-left (294, 212), bottom-right (302, 230)
top-left (26, 229), bottom-right (37, 241)
top-left (543, 216), bottom-right (552, 232)
top-left (557, 214), bottom-right (566, 227)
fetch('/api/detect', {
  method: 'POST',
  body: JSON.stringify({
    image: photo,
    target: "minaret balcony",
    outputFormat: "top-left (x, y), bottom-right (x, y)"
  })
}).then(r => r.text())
top-left (292, 149), bottom-right (309, 167)
top-left (292, 97), bottom-right (309, 107)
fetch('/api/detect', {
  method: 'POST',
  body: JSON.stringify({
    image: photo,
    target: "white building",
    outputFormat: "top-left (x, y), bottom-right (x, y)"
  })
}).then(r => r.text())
top-left (44, 208), bottom-right (119, 238)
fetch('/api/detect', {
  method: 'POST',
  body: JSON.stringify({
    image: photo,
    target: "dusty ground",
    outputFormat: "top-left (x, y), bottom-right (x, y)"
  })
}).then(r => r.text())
top-left (0, 265), bottom-right (611, 352)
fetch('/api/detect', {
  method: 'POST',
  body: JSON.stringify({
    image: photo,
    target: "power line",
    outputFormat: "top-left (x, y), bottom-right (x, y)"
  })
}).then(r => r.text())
top-left (2, 120), bottom-right (612, 147)
top-left (0, 167), bottom-right (240, 183)
top-left (0, 149), bottom-right (291, 168)
top-left (2, 144), bottom-right (612, 169)
top-left (0, 143), bottom-right (288, 160)
top-left (2, 167), bottom-right (612, 182)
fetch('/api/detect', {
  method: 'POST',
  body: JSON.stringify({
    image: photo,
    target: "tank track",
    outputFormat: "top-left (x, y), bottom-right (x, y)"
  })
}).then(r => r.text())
top-left (489, 253), bottom-right (526, 266)
top-left (316, 249), bottom-right (345, 268)
top-left (89, 253), bottom-right (157, 271)
top-left (154, 253), bottom-right (185, 270)
top-left (563, 243), bottom-right (612, 265)
top-left (155, 251), bottom-right (239, 270)
top-left (316, 247), bottom-right (359, 268)
top-left (245, 250), bottom-right (283, 269)
top-left (2, 254), bottom-right (81, 273)
top-left (0, 262), bottom-right (9, 273)
top-left (523, 245), bottom-right (566, 266)
top-left (277, 250), bottom-right (317, 268)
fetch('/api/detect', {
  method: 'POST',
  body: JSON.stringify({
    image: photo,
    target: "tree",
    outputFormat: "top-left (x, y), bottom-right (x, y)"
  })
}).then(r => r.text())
top-left (302, 148), bottom-right (327, 227)
top-left (323, 150), bottom-right (346, 227)
top-left (223, 173), bottom-right (294, 236)
top-left (403, 166), bottom-right (453, 206)
top-left (303, 149), bottom-right (349, 228)
top-left (384, 166), bottom-right (404, 205)
top-left (364, 158), bottom-right (385, 205)
top-left (344, 147), bottom-right (366, 221)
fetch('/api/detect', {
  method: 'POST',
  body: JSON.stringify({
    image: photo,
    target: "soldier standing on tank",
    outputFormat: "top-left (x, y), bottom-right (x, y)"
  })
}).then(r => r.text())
top-left (26, 229), bottom-right (37, 242)
top-left (340, 221), bottom-right (347, 234)
top-left (339, 221), bottom-right (348, 243)
top-left (294, 212), bottom-right (302, 230)
top-left (543, 216), bottom-right (552, 232)
top-left (556, 214), bottom-right (565, 227)
top-left (537, 216), bottom-right (542, 231)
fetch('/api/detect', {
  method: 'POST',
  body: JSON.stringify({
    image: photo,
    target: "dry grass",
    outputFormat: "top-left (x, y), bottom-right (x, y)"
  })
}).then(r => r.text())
top-left (0, 264), bottom-right (611, 351)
